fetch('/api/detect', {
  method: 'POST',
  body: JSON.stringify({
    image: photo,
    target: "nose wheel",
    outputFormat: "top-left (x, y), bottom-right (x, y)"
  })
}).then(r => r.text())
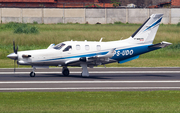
top-left (30, 72), bottom-right (35, 77)
top-left (30, 66), bottom-right (36, 77)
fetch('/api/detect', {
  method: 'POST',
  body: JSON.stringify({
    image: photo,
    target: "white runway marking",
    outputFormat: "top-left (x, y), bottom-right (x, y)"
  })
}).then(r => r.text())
top-left (0, 87), bottom-right (180, 91)
top-left (1, 81), bottom-right (180, 91)
top-left (1, 81), bottom-right (180, 84)
top-left (1, 71), bottom-right (180, 74)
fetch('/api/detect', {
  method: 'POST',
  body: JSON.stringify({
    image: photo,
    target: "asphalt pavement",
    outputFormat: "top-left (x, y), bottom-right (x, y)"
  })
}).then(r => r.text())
top-left (0, 67), bottom-right (180, 91)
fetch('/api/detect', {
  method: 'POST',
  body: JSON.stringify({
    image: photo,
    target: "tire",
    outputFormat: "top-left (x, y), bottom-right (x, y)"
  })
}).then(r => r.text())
top-left (30, 72), bottom-right (35, 77)
top-left (63, 69), bottom-right (69, 76)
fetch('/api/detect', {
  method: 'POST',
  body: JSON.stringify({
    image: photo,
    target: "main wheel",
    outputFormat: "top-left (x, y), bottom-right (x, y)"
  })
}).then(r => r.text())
top-left (30, 72), bottom-right (35, 77)
top-left (62, 68), bottom-right (69, 76)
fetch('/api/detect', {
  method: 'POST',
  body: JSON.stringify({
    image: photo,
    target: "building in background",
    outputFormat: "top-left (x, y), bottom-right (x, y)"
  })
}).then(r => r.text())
top-left (0, 0), bottom-right (176, 8)
top-left (171, 0), bottom-right (180, 7)
top-left (119, 0), bottom-right (171, 8)
top-left (0, 0), bottom-right (113, 8)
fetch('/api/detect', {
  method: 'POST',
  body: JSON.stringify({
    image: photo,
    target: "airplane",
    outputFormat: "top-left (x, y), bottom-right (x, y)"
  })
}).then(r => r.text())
top-left (7, 14), bottom-right (172, 77)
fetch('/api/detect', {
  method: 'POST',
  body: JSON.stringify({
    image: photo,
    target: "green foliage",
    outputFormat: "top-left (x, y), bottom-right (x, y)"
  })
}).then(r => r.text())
top-left (111, 0), bottom-right (121, 7)
top-left (161, 23), bottom-right (164, 26)
top-left (13, 25), bottom-right (24, 33)
top-left (2, 22), bottom-right (39, 34)
top-left (85, 4), bottom-right (101, 7)
top-left (14, 25), bottom-right (39, 34)
top-left (33, 21), bottom-right (38, 24)
top-left (85, 4), bottom-right (93, 7)
top-left (114, 21), bottom-right (123, 24)
top-left (4, 22), bottom-right (25, 29)
top-left (177, 22), bottom-right (180, 26)
top-left (166, 43), bottom-right (180, 49)
top-left (30, 26), bottom-right (39, 33)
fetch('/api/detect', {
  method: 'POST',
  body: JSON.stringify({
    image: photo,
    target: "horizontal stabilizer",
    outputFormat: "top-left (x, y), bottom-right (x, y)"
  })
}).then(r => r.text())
top-left (149, 41), bottom-right (172, 48)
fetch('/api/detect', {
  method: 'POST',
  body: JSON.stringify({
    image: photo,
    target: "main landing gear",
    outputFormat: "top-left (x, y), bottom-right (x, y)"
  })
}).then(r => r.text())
top-left (62, 64), bottom-right (89, 77)
top-left (80, 63), bottom-right (89, 77)
top-left (62, 67), bottom-right (70, 76)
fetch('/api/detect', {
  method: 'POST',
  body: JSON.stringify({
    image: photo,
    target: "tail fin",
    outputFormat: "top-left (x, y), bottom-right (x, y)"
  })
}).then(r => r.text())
top-left (128, 14), bottom-right (163, 44)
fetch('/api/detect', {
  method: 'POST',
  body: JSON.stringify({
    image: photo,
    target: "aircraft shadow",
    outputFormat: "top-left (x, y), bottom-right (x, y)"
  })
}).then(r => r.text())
top-left (26, 73), bottom-right (174, 79)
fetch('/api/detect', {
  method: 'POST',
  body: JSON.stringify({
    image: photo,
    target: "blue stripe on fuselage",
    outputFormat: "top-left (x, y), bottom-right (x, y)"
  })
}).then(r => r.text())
top-left (39, 51), bottom-right (108, 62)
top-left (38, 44), bottom-right (159, 63)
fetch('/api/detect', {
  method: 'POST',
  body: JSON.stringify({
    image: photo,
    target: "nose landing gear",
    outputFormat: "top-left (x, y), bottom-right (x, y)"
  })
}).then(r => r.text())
top-left (30, 66), bottom-right (36, 77)
top-left (30, 71), bottom-right (35, 77)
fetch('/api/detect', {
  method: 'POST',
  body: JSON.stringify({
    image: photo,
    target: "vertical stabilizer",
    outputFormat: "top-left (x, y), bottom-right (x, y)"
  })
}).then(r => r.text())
top-left (128, 14), bottom-right (163, 44)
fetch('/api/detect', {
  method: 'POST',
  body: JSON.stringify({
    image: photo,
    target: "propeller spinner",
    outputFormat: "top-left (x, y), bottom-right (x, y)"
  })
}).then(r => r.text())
top-left (7, 41), bottom-right (18, 60)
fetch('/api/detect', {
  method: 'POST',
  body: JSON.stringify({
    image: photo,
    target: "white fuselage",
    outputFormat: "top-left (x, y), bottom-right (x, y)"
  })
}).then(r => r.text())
top-left (17, 39), bottom-right (142, 66)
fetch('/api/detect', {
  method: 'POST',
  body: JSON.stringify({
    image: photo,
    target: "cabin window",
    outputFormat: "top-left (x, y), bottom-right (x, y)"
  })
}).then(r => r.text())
top-left (76, 45), bottom-right (80, 50)
top-left (63, 45), bottom-right (72, 52)
top-left (53, 43), bottom-right (65, 50)
top-left (85, 45), bottom-right (90, 50)
top-left (97, 45), bottom-right (101, 50)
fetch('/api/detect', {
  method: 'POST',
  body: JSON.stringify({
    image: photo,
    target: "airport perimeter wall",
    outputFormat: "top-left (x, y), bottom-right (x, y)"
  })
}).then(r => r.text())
top-left (0, 8), bottom-right (180, 24)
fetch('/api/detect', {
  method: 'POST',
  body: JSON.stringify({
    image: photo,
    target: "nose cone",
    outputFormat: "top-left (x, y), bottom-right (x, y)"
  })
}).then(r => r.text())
top-left (7, 53), bottom-right (18, 60)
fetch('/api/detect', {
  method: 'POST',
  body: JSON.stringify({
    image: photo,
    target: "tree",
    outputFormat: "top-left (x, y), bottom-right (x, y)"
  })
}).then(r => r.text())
top-left (111, 0), bottom-right (121, 7)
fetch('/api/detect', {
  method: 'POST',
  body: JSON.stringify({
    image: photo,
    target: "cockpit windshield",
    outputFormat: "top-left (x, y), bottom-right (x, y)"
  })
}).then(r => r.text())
top-left (53, 43), bottom-right (65, 50)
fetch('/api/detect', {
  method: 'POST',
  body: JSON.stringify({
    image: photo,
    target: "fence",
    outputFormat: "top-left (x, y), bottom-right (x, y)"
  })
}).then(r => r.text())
top-left (0, 8), bottom-right (180, 24)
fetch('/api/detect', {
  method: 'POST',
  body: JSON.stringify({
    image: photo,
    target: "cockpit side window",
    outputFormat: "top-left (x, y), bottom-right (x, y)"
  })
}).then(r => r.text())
top-left (53, 43), bottom-right (65, 50)
top-left (63, 45), bottom-right (72, 52)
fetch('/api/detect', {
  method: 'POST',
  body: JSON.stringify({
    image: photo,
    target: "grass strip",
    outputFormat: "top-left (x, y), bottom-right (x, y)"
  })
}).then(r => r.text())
top-left (0, 91), bottom-right (180, 113)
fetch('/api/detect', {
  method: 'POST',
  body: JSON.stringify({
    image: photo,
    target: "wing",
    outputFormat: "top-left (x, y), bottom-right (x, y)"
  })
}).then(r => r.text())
top-left (64, 48), bottom-right (116, 67)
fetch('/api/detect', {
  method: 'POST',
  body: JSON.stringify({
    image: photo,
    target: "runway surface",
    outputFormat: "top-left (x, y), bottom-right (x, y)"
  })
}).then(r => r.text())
top-left (0, 67), bottom-right (180, 91)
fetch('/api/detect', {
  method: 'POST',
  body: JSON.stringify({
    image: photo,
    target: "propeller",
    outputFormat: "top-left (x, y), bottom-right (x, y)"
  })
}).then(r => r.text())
top-left (13, 40), bottom-right (18, 54)
top-left (13, 40), bottom-right (18, 73)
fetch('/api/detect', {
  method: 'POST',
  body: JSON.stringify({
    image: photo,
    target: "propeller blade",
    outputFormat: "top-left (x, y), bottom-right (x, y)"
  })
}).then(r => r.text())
top-left (15, 45), bottom-right (18, 54)
top-left (14, 60), bottom-right (16, 73)
top-left (13, 40), bottom-right (16, 53)
top-left (13, 40), bottom-right (18, 54)
top-left (12, 40), bottom-right (18, 73)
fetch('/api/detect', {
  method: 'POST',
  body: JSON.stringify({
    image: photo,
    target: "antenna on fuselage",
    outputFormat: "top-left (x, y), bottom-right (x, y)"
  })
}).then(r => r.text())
top-left (99, 38), bottom-right (103, 42)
